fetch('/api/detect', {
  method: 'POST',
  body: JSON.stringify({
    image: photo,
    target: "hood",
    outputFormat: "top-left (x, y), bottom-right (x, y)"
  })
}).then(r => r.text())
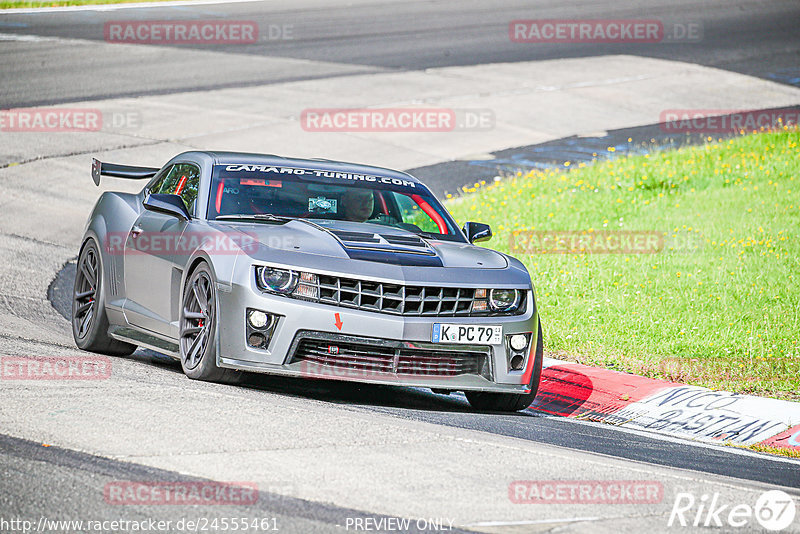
top-left (214, 219), bottom-right (508, 269)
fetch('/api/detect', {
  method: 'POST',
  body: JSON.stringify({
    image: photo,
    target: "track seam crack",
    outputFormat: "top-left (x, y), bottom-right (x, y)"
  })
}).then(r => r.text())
top-left (0, 140), bottom-right (165, 170)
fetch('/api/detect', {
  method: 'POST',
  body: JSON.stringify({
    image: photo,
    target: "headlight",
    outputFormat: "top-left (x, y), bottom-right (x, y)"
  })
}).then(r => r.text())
top-left (489, 289), bottom-right (520, 311)
top-left (258, 267), bottom-right (298, 294)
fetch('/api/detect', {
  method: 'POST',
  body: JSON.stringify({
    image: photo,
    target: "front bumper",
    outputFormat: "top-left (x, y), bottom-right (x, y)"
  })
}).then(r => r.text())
top-left (215, 273), bottom-right (539, 393)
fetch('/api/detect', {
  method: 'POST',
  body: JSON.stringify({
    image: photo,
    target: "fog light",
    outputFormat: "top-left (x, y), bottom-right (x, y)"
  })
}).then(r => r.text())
top-left (510, 334), bottom-right (527, 351)
top-left (248, 332), bottom-right (266, 348)
top-left (247, 309), bottom-right (269, 329)
top-left (510, 354), bottom-right (525, 371)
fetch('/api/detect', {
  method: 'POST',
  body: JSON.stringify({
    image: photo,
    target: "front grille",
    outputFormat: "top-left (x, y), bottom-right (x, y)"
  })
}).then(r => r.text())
top-left (298, 273), bottom-right (524, 317)
top-left (321, 276), bottom-right (475, 316)
top-left (291, 334), bottom-right (491, 378)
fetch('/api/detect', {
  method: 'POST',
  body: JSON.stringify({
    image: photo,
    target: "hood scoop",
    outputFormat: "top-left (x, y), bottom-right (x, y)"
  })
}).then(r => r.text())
top-left (331, 230), bottom-right (435, 255)
top-left (331, 230), bottom-right (380, 243)
top-left (381, 234), bottom-right (427, 247)
top-left (327, 228), bottom-right (441, 266)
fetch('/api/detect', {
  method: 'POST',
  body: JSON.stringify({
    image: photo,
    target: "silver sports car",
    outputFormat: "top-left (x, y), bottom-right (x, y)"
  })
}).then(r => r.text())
top-left (74, 151), bottom-right (543, 411)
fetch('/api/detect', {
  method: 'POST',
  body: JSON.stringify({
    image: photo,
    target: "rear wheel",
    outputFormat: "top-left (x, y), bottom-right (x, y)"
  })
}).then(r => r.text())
top-left (465, 321), bottom-right (544, 412)
top-left (72, 239), bottom-right (137, 356)
top-left (179, 263), bottom-right (240, 383)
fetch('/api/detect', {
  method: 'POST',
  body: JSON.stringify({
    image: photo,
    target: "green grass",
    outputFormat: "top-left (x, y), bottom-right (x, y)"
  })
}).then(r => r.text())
top-left (1, 0), bottom-right (172, 8)
top-left (746, 443), bottom-right (800, 459)
top-left (447, 127), bottom-right (800, 400)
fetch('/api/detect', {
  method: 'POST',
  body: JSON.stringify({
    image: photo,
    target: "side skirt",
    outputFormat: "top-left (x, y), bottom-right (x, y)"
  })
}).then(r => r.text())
top-left (109, 325), bottom-right (180, 359)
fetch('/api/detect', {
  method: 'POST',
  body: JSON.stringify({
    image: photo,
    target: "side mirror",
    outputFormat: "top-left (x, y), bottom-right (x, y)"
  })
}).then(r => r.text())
top-left (144, 193), bottom-right (191, 221)
top-left (463, 221), bottom-right (492, 244)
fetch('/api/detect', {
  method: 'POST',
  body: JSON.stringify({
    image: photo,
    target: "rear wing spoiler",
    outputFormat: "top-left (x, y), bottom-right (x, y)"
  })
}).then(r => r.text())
top-left (91, 158), bottom-right (160, 186)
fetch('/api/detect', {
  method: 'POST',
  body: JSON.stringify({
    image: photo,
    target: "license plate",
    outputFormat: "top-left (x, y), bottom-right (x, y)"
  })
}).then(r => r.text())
top-left (431, 324), bottom-right (502, 345)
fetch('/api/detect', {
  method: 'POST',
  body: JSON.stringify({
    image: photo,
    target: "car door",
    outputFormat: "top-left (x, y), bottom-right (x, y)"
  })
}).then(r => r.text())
top-left (123, 163), bottom-right (201, 338)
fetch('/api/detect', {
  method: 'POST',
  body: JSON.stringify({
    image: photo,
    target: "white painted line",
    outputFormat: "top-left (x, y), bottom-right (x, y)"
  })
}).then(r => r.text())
top-left (0, 31), bottom-right (108, 46)
top-left (543, 356), bottom-right (579, 368)
top-left (0, 32), bottom-right (65, 42)
top-left (537, 74), bottom-right (653, 92)
top-left (1, 0), bottom-right (267, 14)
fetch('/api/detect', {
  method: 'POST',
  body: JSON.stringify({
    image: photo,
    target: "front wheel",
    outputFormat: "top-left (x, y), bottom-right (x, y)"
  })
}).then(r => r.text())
top-left (179, 263), bottom-right (240, 383)
top-left (72, 239), bottom-right (137, 356)
top-left (465, 321), bottom-right (544, 412)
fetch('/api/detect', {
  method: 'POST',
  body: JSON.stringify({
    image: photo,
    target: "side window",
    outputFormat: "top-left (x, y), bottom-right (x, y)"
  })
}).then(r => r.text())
top-left (173, 164), bottom-right (201, 215)
top-left (147, 165), bottom-right (173, 195)
top-left (151, 164), bottom-right (201, 215)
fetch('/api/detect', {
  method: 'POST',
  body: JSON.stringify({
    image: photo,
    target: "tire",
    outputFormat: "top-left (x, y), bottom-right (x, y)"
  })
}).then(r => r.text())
top-left (72, 239), bottom-right (137, 356)
top-left (179, 262), bottom-right (240, 383)
top-left (466, 320), bottom-right (544, 412)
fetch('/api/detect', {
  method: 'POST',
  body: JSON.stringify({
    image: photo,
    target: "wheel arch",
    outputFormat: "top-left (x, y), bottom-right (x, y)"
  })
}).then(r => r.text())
top-left (78, 225), bottom-right (109, 307)
top-left (181, 252), bottom-right (217, 291)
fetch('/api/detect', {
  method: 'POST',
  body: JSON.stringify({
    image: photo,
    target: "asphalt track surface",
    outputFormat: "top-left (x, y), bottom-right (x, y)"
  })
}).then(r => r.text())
top-left (3, 434), bottom-right (474, 534)
top-left (0, 0), bottom-right (799, 107)
top-left (44, 261), bottom-right (800, 491)
top-left (3, 0), bottom-right (800, 531)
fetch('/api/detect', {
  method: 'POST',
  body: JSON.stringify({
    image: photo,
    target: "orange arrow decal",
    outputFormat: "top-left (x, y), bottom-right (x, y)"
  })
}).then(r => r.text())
top-left (334, 312), bottom-right (343, 330)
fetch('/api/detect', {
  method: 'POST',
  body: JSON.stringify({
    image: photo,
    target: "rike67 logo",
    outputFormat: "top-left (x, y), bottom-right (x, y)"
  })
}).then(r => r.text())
top-left (669, 489), bottom-right (796, 531)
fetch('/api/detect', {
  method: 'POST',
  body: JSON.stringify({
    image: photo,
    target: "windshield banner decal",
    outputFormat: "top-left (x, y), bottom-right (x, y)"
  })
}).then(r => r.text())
top-left (220, 165), bottom-right (417, 189)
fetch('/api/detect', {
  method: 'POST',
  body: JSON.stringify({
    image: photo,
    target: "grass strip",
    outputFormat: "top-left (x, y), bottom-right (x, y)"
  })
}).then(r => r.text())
top-left (447, 127), bottom-right (800, 401)
top-left (1, 0), bottom-right (175, 9)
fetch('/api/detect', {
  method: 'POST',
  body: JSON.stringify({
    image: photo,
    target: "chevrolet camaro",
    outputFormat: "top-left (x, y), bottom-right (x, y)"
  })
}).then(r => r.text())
top-left (73, 151), bottom-right (543, 411)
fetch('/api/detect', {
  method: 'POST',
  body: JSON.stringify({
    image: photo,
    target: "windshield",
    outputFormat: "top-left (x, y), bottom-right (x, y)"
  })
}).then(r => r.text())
top-left (208, 165), bottom-right (464, 241)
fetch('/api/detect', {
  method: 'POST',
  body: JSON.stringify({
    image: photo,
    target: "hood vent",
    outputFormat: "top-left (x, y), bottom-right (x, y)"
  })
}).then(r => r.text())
top-left (381, 234), bottom-right (426, 247)
top-left (331, 230), bottom-right (426, 247)
top-left (330, 230), bottom-right (432, 253)
top-left (332, 230), bottom-right (380, 243)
